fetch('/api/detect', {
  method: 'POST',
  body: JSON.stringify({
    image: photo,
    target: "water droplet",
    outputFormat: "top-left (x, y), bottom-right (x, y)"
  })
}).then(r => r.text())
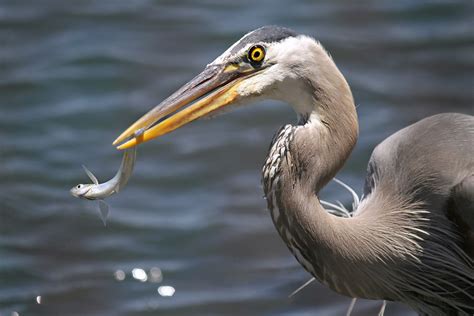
top-left (132, 268), bottom-right (147, 282)
top-left (157, 285), bottom-right (175, 297)
top-left (114, 270), bottom-right (126, 281)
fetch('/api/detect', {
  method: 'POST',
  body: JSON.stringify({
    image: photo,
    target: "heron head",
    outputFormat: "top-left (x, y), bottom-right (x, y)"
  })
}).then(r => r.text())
top-left (114, 26), bottom-right (337, 149)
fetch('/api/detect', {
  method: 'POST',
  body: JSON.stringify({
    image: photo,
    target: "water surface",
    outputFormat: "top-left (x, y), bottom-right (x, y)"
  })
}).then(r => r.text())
top-left (1, 1), bottom-right (473, 315)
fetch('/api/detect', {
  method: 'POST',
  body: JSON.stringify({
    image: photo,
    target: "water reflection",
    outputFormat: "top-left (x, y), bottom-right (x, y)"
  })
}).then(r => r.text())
top-left (1, 1), bottom-right (471, 315)
top-left (114, 267), bottom-right (174, 298)
top-left (131, 268), bottom-right (148, 282)
top-left (116, 267), bottom-right (165, 284)
top-left (157, 286), bottom-right (175, 297)
top-left (113, 269), bottom-right (126, 281)
top-left (149, 267), bottom-right (163, 283)
top-left (146, 300), bottom-right (161, 310)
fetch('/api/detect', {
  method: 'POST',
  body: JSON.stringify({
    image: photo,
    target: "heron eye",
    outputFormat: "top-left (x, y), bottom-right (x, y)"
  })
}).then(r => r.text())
top-left (248, 45), bottom-right (265, 64)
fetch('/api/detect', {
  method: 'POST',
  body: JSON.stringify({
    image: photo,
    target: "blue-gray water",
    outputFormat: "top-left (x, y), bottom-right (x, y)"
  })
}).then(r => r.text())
top-left (1, 1), bottom-right (473, 315)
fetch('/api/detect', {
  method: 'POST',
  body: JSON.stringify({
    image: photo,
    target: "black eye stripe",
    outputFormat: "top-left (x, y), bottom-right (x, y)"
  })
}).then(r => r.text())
top-left (228, 26), bottom-right (296, 55)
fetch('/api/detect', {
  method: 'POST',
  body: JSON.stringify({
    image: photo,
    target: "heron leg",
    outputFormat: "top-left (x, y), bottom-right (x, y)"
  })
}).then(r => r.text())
top-left (346, 297), bottom-right (357, 316)
top-left (378, 300), bottom-right (387, 316)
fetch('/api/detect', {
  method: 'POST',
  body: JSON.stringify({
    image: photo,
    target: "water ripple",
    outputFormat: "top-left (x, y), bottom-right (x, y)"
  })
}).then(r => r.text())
top-left (1, 1), bottom-right (472, 315)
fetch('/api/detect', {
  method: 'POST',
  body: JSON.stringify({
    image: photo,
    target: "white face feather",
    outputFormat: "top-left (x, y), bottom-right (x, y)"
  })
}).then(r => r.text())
top-left (210, 35), bottom-right (334, 118)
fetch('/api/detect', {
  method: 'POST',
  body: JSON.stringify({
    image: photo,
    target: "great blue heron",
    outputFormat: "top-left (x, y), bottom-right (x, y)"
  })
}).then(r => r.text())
top-left (113, 26), bottom-right (474, 315)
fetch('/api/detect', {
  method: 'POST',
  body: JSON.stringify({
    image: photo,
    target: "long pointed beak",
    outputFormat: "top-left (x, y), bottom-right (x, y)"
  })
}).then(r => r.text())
top-left (113, 63), bottom-right (256, 150)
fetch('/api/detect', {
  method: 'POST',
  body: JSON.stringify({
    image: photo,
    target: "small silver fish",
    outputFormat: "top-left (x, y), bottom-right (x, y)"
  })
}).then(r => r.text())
top-left (70, 147), bottom-right (137, 225)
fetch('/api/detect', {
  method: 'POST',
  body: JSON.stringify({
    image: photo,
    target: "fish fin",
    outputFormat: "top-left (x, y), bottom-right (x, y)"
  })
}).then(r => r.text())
top-left (98, 200), bottom-right (109, 226)
top-left (82, 165), bottom-right (99, 185)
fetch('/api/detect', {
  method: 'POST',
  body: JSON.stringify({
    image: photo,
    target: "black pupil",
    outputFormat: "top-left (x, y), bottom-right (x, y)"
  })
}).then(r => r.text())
top-left (253, 51), bottom-right (260, 58)
top-left (77, 185), bottom-right (81, 188)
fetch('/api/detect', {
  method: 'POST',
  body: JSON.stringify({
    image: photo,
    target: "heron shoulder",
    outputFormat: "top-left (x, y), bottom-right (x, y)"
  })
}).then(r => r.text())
top-left (364, 113), bottom-right (474, 199)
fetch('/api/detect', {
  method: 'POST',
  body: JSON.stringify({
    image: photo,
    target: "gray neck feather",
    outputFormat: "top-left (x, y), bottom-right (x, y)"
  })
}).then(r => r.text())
top-left (262, 53), bottom-right (474, 313)
top-left (262, 60), bottom-right (372, 295)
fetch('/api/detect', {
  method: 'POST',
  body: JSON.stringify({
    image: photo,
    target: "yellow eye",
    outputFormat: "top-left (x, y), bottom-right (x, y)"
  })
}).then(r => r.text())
top-left (248, 45), bottom-right (265, 63)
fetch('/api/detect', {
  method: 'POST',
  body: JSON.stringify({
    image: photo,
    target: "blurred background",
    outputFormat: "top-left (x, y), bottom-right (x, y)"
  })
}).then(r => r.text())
top-left (0, 1), bottom-right (472, 315)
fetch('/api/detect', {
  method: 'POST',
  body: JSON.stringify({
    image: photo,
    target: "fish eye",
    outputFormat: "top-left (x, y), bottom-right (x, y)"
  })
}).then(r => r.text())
top-left (247, 45), bottom-right (265, 64)
top-left (77, 184), bottom-right (82, 189)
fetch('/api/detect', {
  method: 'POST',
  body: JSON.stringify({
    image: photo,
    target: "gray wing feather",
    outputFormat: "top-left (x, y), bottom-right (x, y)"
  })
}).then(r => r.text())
top-left (452, 174), bottom-right (474, 230)
top-left (450, 174), bottom-right (474, 256)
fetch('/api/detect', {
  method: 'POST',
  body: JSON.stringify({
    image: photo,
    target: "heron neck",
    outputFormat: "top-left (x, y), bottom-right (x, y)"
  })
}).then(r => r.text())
top-left (274, 38), bottom-right (359, 190)
top-left (262, 67), bottom-right (361, 294)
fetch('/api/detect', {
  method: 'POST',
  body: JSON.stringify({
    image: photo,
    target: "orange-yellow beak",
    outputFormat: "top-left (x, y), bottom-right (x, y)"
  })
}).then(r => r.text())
top-left (113, 63), bottom-right (258, 150)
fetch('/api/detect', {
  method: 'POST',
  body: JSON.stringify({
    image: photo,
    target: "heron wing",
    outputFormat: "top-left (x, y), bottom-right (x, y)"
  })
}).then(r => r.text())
top-left (450, 174), bottom-right (474, 256)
